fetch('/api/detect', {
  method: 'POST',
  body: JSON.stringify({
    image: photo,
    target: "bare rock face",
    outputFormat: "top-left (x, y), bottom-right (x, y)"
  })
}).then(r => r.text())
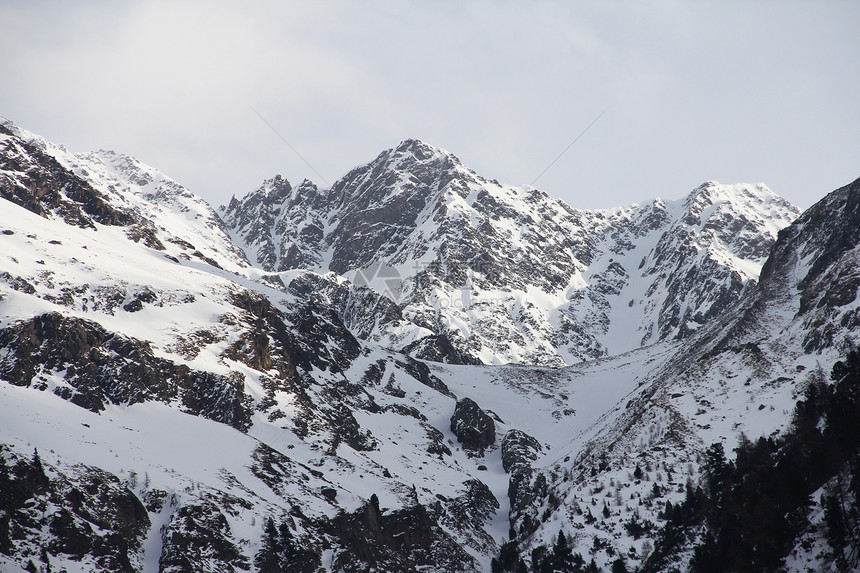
top-left (450, 398), bottom-right (496, 453)
top-left (758, 176), bottom-right (860, 352)
top-left (0, 312), bottom-right (253, 431)
top-left (501, 429), bottom-right (542, 474)
top-left (402, 334), bottom-right (483, 365)
top-left (501, 429), bottom-right (543, 517)
top-left (159, 500), bottom-right (250, 573)
top-left (0, 124), bottom-right (132, 229)
top-left (325, 493), bottom-right (478, 572)
top-left (0, 446), bottom-right (150, 573)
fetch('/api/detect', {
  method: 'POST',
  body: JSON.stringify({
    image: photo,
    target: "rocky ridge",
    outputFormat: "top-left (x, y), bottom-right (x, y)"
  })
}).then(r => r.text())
top-left (220, 140), bottom-right (800, 365)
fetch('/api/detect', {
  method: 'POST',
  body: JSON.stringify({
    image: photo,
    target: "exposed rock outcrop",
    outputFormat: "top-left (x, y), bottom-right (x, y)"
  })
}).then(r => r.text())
top-left (450, 398), bottom-right (496, 453)
top-left (0, 312), bottom-right (252, 431)
top-left (0, 446), bottom-right (149, 572)
top-left (325, 495), bottom-right (478, 572)
top-left (501, 429), bottom-right (542, 473)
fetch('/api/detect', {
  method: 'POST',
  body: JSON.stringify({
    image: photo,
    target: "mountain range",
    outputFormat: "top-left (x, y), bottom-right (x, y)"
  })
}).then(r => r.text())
top-left (219, 139), bottom-right (799, 366)
top-left (1, 116), bottom-right (858, 573)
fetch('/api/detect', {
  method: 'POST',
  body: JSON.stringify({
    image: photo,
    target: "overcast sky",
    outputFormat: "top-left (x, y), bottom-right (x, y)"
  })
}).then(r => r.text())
top-left (1, 1), bottom-right (858, 210)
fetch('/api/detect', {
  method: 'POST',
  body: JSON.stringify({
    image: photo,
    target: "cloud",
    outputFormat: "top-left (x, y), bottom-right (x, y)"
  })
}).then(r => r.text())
top-left (1, 1), bottom-right (858, 210)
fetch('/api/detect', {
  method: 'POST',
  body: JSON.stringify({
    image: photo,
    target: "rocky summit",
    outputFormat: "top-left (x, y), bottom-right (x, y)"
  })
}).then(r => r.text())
top-left (1, 116), bottom-right (859, 572)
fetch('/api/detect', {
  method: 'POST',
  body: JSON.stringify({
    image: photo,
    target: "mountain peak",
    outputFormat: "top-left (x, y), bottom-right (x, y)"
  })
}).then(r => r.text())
top-left (394, 137), bottom-right (447, 157)
top-left (262, 173), bottom-right (292, 194)
top-left (687, 180), bottom-right (783, 204)
top-left (235, 174), bottom-right (293, 205)
top-left (373, 138), bottom-right (463, 173)
top-left (681, 181), bottom-right (799, 228)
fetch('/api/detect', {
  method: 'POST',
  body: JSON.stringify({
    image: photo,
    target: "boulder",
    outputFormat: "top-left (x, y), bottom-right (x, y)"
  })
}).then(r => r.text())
top-left (450, 398), bottom-right (495, 452)
top-left (501, 429), bottom-right (542, 473)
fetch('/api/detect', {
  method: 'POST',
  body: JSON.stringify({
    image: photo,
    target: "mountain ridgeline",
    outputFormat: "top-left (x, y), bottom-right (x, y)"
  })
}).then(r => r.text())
top-left (1, 116), bottom-right (859, 572)
top-left (219, 139), bottom-right (799, 365)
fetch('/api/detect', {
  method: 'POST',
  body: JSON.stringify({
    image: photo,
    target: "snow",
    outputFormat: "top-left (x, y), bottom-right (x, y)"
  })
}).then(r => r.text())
top-left (0, 385), bottom-right (253, 500)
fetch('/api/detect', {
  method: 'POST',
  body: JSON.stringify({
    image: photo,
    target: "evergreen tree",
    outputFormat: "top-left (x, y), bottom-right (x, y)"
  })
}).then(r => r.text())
top-left (31, 448), bottom-right (43, 473)
top-left (703, 442), bottom-right (729, 499)
top-left (531, 545), bottom-right (548, 573)
top-left (28, 447), bottom-right (49, 490)
top-left (644, 350), bottom-right (860, 572)
top-left (493, 540), bottom-right (524, 573)
top-left (824, 493), bottom-right (848, 564)
top-left (662, 500), bottom-right (673, 521)
top-left (585, 508), bottom-right (596, 524)
top-left (255, 517), bottom-right (281, 573)
top-left (553, 531), bottom-right (573, 571)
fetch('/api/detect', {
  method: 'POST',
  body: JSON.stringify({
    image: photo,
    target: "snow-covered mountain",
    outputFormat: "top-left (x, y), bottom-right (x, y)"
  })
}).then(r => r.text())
top-left (219, 140), bottom-right (799, 365)
top-left (0, 119), bottom-right (511, 572)
top-left (0, 120), bottom-right (250, 273)
top-left (2, 116), bottom-right (859, 573)
top-left (505, 175), bottom-right (860, 571)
